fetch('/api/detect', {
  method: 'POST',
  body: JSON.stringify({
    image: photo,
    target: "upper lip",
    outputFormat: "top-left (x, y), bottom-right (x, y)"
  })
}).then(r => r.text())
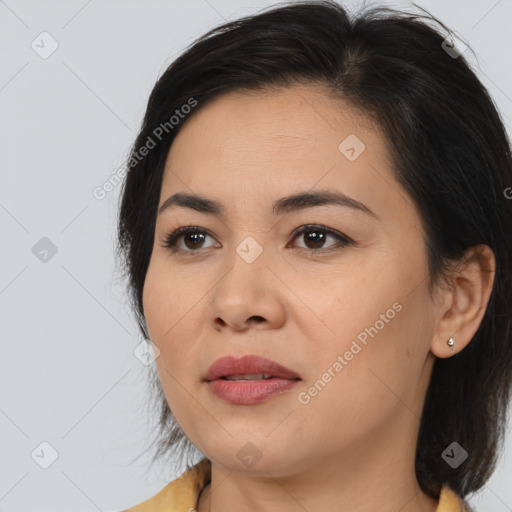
top-left (203, 354), bottom-right (301, 381)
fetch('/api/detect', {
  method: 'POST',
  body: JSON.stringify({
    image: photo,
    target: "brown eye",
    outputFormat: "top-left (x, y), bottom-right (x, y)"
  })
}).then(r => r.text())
top-left (181, 231), bottom-right (207, 250)
top-left (291, 225), bottom-right (353, 251)
top-left (297, 229), bottom-right (328, 250)
top-left (161, 226), bottom-right (217, 252)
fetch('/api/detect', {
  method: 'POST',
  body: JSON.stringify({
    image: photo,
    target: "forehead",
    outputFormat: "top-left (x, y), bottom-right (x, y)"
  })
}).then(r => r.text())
top-left (159, 84), bottom-right (407, 223)
top-left (171, 85), bottom-right (381, 154)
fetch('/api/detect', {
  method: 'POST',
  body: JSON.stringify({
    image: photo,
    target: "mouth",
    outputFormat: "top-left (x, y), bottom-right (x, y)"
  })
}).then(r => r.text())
top-left (203, 354), bottom-right (301, 382)
top-left (203, 355), bottom-right (301, 405)
top-left (219, 373), bottom-right (279, 381)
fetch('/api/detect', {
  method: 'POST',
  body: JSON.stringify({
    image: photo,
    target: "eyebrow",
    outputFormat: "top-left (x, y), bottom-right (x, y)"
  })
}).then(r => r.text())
top-left (158, 189), bottom-right (377, 218)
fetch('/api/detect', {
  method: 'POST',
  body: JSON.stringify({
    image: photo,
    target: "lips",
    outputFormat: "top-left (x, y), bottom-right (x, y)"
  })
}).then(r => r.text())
top-left (203, 354), bottom-right (301, 382)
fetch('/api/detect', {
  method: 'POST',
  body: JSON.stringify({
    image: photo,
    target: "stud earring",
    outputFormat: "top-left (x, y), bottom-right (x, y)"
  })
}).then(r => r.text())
top-left (447, 337), bottom-right (455, 351)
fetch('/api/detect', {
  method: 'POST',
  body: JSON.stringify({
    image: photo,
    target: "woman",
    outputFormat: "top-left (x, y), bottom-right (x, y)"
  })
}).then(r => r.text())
top-left (117, 1), bottom-right (512, 510)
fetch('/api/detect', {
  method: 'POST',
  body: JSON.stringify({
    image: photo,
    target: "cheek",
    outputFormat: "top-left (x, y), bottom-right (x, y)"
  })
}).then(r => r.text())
top-left (141, 262), bottom-right (162, 341)
top-left (293, 263), bottom-right (433, 415)
top-left (142, 259), bottom-right (200, 342)
top-left (142, 259), bottom-right (205, 396)
top-left (291, 304), bottom-right (430, 453)
top-left (144, 283), bottom-right (198, 429)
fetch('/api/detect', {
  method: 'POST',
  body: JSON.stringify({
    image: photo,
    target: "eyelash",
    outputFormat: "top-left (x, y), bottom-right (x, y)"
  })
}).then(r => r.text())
top-left (160, 224), bottom-right (354, 254)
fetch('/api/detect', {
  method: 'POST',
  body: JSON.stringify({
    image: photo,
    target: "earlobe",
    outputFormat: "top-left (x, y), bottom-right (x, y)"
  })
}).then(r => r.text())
top-left (430, 244), bottom-right (496, 359)
top-left (430, 335), bottom-right (457, 359)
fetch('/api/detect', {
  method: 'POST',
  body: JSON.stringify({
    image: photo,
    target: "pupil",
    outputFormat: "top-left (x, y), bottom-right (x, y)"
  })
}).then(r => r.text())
top-left (185, 233), bottom-right (204, 249)
top-left (305, 230), bottom-right (325, 249)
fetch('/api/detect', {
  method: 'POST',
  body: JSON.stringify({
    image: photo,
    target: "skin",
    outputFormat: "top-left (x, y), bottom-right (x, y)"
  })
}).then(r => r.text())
top-left (142, 84), bottom-right (495, 512)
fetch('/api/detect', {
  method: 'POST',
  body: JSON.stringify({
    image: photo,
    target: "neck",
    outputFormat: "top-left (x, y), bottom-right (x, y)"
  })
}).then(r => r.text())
top-left (196, 411), bottom-right (439, 512)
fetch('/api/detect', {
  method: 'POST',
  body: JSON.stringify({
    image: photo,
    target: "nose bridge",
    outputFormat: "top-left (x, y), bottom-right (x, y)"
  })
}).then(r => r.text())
top-left (223, 233), bottom-right (269, 293)
top-left (235, 233), bottom-right (266, 266)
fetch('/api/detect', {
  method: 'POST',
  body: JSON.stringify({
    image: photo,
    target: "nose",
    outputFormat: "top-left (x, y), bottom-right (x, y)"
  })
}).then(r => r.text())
top-left (207, 243), bottom-right (287, 332)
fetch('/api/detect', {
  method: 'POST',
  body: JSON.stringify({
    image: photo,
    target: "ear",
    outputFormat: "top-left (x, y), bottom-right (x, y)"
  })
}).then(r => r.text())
top-left (430, 244), bottom-right (496, 359)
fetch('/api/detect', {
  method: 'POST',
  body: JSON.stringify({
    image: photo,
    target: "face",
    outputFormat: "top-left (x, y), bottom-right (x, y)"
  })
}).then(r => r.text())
top-left (142, 84), bottom-right (439, 477)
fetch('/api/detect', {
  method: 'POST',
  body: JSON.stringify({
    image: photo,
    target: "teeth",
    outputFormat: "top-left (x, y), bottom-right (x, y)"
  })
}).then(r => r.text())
top-left (223, 373), bottom-right (273, 381)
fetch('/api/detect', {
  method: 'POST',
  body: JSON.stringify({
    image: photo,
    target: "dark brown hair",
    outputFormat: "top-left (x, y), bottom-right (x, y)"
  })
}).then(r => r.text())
top-left (116, 0), bottom-right (512, 501)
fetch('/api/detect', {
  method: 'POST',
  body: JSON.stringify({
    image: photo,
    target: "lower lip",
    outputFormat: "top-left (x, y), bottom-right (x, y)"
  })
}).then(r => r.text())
top-left (206, 378), bottom-right (300, 405)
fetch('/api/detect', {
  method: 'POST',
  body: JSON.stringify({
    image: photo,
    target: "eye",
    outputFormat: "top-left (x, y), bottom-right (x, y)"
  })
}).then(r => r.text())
top-left (160, 225), bottom-right (218, 253)
top-left (288, 224), bottom-right (353, 251)
top-left (160, 224), bottom-right (354, 254)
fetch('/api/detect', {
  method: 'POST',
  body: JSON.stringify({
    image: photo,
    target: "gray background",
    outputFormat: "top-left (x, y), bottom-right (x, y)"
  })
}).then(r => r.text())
top-left (1, 0), bottom-right (511, 510)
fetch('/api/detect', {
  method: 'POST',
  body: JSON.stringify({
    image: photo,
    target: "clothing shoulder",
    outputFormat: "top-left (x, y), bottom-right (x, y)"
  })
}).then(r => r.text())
top-left (122, 458), bottom-right (211, 512)
top-left (437, 484), bottom-right (473, 512)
